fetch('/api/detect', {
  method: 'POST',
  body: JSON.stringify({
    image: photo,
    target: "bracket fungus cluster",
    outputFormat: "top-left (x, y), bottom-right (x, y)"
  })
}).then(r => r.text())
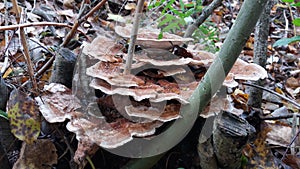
top-left (37, 25), bottom-right (267, 151)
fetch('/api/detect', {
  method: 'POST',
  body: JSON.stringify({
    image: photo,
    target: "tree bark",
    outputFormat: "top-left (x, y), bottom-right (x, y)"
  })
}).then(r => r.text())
top-left (184, 0), bottom-right (223, 38)
top-left (0, 76), bottom-right (9, 110)
top-left (50, 47), bottom-right (77, 88)
top-left (198, 136), bottom-right (218, 169)
top-left (212, 111), bottom-right (255, 169)
top-left (246, 0), bottom-right (273, 108)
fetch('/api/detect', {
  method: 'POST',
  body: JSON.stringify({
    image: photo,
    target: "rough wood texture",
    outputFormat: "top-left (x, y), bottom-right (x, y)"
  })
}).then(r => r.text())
top-left (50, 47), bottom-right (77, 88)
top-left (213, 111), bottom-right (255, 169)
top-left (198, 136), bottom-right (218, 169)
top-left (0, 76), bottom-right (9, 110)
top-left (246, 0), bottom-right (273, 108)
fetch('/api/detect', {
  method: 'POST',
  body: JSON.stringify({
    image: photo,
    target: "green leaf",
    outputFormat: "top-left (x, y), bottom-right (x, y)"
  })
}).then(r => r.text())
top-left (160, 15), bottom-right (186, 33)
top-left (292, 18), bottom-right (300, 26)
top-left (273, 36), bottom-right (300, 47)
top-left (7, 89), bottom-right (41, 144)
top-left (158, 14), bottom-right (175, 27)
top-left (162, 0), bottom-right (176, 14)
top-left (158, 32), bottom-right (163, 39)
top-left (292, 2), bottom-right (300, 6)
top-left (184, 3), bottom-right (195, 8)
top-left (185, 8), bottom-right (194, 16)
top-left (282, 0), bottom-right (294, 3)
top-left (179, 0), bottom-right (185, 11)
top-left (0, 109), bottom-right (8, 120)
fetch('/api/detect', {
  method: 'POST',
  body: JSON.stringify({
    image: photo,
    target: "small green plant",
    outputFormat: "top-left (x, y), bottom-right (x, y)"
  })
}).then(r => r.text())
top-left (0, 109), bottom-right (8, 120)
top-left (148, 0), bottom-right (219, 52)
top-left (148, 0), bottom-right (203, 37)
top-left (273, 0), bottom-right (300, 47)
top-left (193, 21), bottom-right (219, 52)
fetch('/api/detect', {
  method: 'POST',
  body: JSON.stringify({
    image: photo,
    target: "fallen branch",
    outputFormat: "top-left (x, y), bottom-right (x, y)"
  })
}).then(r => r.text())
top-left (61, 0), bottom-right (108, 47)
top-left (12, 0), bottom-right (38, 94)
top-left (243, 82), bottom-right (300, 109)
top-left (0, 22), bottom-right (79, 31)
top-left (184, 0), bottom-right (223, 38)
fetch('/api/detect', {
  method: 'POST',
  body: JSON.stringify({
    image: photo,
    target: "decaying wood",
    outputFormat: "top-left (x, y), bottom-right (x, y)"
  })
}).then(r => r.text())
top-left (198, 136), bottom-right (218, 169)
top-left (50, 48), bottom-right (77, 88)
top-left (0, 77), bottom-right (9, 110)
top-left (198, 111), bottom-right (255, 169)
top-left (212, 111), bottom-right (255, 169)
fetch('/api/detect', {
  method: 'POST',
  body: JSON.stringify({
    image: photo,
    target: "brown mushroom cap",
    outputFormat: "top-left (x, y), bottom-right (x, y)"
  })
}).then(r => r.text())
top-left (115, 25), bottom-right (193, 49)
top-left (35, 83), bottom-right (81, 123)
top-left (230, 59), bottom-right (268, 81)
top-left (125, 102), bottom-right (182, 122)
top-left (66, 110), bottom-right (163, 149)
top-left (82, 36), bottom-right (124, 62)
top-left (90, 79), bottom-right (197, 104)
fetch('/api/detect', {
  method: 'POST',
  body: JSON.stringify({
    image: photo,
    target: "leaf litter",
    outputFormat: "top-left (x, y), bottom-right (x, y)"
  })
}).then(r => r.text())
top-left (0, 0), bottom-right (299, 168)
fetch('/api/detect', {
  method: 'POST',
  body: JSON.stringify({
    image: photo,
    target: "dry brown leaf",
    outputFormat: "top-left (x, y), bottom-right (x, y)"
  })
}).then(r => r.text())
top-left (286, 77), bottom-right (299, 89)
top-left (13, 139), bottom-right (57, 169)
top-left (283, 154), bottom-right (300, 169)
top-left (266, 123), bottom-right (292, 147)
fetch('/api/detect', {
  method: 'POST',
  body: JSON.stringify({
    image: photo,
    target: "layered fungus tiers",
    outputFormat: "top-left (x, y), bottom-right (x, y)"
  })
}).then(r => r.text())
top-left (71, 27), bottom-right (213, 148)
top-left (38, 25), bottom-right (267, 149)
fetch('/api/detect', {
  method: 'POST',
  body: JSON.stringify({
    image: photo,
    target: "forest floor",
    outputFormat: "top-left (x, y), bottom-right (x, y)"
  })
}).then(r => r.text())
top-left (0, 0), bottom-right (299, 169)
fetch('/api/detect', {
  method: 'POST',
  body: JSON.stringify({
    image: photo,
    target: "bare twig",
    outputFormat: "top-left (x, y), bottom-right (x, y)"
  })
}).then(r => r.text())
top-left (12, 0), bottom-right (38, 94)
top-left (283, 10), bottom-right (289, 38)
top-left (281, 128), bottom-right (300, 161)
top-left (286, 2), bottom-right (297, 36)
top-left (260, 114), bottom-right (300, 120)
top-left (0, 22), bottom-right (80, 32)
top-left (21, 55), bottom-right (55, 88)
top-left (184, 0), bottom-right (223, 38)
top-left (61, 0), bottom-right (108, 47)
top-left (243, 82), bottom-right (300, 109)
top-left (124, 0), bottom-right (145, 75)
